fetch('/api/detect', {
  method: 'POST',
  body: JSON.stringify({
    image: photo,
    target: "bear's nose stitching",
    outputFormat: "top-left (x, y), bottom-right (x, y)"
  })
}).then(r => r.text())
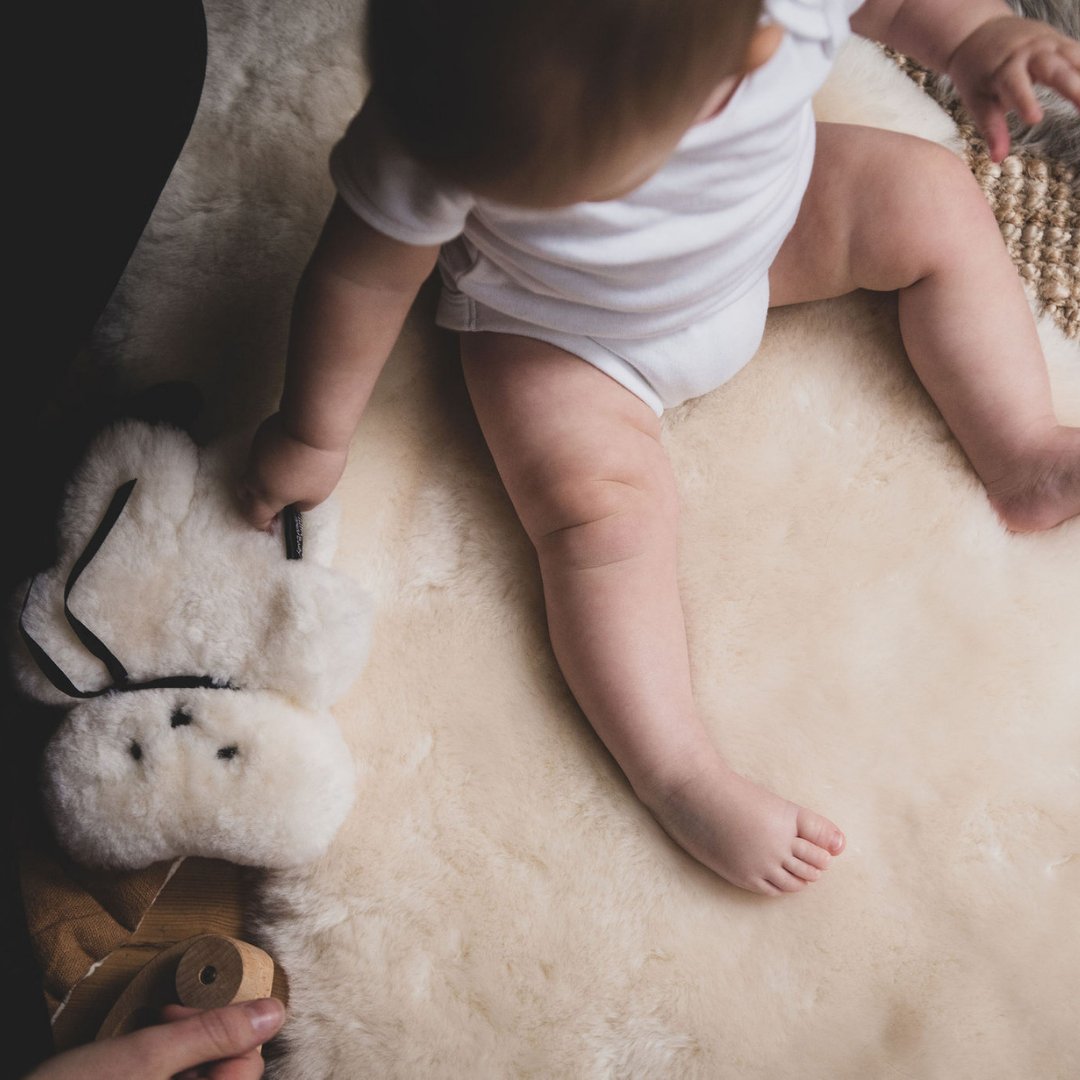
top-left (216, 745), bottom-right (239, 760)
top-left (170, 709), bottom-right (193, 728)
top-left (129, 740), bottom-right (143, 761)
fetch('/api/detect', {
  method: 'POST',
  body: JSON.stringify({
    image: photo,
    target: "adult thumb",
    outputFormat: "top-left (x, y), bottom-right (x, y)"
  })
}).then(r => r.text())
top-left (131, 998), bottom-right (285, 1076)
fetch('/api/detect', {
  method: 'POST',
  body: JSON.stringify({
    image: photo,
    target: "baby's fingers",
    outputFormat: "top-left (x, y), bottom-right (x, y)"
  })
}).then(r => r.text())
top-left (967, 96), bottom-right (1011, 163)
top-left (236, 479), bottom-right (282, 532)
top-left (1029, 47), bottom-right (1080, 111)
top-left (997, 54), bottom-right (1044, 125)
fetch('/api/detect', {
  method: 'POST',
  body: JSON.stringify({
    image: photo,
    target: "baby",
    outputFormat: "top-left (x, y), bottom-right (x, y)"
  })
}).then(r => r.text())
top-left (240, 0), bottom-right (1080, 896)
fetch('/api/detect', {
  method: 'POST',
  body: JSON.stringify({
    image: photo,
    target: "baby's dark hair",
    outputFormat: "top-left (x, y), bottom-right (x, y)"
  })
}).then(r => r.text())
top-left (366, 0), bottom-right (763, 200)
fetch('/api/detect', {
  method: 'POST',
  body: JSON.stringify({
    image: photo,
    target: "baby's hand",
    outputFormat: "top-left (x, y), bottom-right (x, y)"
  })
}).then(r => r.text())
top-left (947, 15), bottom-right (1080, 162)
top-left (238, 412), bottom-right (349, 530)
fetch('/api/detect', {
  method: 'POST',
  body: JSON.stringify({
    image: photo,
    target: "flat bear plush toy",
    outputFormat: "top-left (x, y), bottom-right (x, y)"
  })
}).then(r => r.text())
top-left (11, 420), bottom-right (372, 870)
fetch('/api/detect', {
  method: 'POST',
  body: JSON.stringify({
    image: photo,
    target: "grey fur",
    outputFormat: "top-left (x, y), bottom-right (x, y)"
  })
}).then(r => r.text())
top-left (931, 0), bottom-right (1080, 165)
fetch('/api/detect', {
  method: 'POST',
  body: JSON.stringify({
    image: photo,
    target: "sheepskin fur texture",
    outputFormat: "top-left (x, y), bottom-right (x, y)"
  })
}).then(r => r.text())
top-left (13, 421), bottom-right (372, 870)
top-left (91, 3), bottom-right (1080, 1077)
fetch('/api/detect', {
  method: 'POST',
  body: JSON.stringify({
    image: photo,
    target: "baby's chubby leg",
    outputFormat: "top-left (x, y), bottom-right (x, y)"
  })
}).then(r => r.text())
top-left (460, 333), bottom-right (844, 895)
top-left (770, 122), bottom-right (1079, 532)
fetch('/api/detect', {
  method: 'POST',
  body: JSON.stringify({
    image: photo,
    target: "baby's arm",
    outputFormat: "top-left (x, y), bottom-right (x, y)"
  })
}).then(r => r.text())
top-left (239, 198), bottom-right (439, 529)
top-left (852, 0), bottom-right (1080, 160)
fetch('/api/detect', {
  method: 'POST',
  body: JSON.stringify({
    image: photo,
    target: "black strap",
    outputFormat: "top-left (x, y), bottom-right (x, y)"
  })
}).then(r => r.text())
top-left (18, 584), bottom-right (109, 699)
top-left (18, 478), bottom-right (234, 699)
top-left (62, 478), bottom-right (135, 684)
top-left (283, 504), bottom-right (303, 560)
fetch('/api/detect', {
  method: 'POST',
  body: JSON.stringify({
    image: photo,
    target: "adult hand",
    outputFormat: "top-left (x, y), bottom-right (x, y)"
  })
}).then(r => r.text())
top-left (947, 14), bottom-right (1080, 161)
top-left (25, 998), bottom-right (285, 1080)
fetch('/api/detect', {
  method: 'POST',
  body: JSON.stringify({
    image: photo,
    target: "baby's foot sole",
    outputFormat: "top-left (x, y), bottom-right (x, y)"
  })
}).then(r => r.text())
top-left (987, 426), bottom-right (1080, 533)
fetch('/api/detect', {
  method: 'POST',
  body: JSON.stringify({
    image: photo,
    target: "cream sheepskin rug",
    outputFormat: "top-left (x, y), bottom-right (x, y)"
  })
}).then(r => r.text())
top-left (96, 3), bottom-right (1080, 1076)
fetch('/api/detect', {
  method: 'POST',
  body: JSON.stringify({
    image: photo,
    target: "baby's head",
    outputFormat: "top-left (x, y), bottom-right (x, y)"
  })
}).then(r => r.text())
top-left (367, 0), bottom-right (778, 207)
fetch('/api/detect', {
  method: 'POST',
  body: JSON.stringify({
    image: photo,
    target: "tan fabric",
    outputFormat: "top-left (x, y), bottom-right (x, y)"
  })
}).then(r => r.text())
top-left (20, 846), bottom-right (173, 1015)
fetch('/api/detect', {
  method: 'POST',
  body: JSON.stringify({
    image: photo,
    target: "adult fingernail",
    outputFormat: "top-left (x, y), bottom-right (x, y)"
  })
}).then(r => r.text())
top-left (244, 997), bottom-right (285, 1036)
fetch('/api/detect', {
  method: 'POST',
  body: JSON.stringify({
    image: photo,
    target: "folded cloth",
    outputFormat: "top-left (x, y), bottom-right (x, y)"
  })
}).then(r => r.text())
top-left (19, 843), bottom-right (176, 1017)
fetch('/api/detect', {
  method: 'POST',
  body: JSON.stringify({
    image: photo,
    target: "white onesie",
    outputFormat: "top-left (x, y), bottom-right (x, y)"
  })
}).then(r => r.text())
top-left (331, 0), bottom-right (863, 415)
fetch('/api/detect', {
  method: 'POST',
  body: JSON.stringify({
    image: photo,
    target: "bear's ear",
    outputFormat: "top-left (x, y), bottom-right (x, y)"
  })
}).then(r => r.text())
top-left (10, 570), bottom-right (93, 707)
top-left (245, 567), bottom-right (374, 708)
top-left (9, 420), bottom-right (204, 705)
top-left (56, 421), bottom-right (199, 567)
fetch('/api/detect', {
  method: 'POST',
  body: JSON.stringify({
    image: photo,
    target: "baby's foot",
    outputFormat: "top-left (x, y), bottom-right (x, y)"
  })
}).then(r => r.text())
top-left (986, 425), bottom-right (1080, 533)
top-left (640, 755), bottom-right (845, 896)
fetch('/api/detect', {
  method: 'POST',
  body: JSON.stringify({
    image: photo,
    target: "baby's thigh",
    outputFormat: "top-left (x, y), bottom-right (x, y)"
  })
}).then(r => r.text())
top-left (768, 122), bottom-right (991, 307)
top-left (459, 332), bottom-right (675, 543)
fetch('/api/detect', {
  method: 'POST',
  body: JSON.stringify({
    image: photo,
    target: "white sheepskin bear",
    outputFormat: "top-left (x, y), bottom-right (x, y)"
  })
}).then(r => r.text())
top-left (10, 420), bottom-right (372, 870)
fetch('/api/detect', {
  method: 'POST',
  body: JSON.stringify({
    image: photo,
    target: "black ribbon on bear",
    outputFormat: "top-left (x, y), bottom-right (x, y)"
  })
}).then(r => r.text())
top-left (18, 478), bottom-right (239, 699)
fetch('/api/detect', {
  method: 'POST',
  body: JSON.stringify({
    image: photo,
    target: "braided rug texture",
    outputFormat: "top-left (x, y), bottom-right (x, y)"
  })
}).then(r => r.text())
top-left (896, 54), bottom-right (1079, 340)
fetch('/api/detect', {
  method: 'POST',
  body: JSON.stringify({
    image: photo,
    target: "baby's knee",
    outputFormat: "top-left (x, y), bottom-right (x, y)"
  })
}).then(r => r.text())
top-left (906, 140), bottom-right (991, 235)
top-left (855, 137), bottom-right (993, 286)
top-left (521, 440), bottom-right (679, 566)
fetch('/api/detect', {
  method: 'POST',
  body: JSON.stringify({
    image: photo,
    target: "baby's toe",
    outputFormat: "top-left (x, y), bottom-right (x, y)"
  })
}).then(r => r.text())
top-left (766, 868), bottom-right (807, 893)
top-left (783, 855), bottom-right (822, 882)
top-left (796, 806), bottom-right (845, 856)
top-left (792, 837), bottom-right (832, 870)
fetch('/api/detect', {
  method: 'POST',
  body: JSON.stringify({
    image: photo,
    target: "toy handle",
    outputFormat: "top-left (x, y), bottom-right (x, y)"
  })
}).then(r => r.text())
top-left (95, 934), bottom-right (277, 1041)
top-left (282, 504), bottom-right (303, 560)
top-left (175, 935), bottom-right (276, 1010)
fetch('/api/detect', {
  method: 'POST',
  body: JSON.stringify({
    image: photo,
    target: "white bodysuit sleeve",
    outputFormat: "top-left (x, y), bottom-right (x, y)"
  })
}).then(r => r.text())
top-left (764, 0), bottom-right (865, 56)
top-left (329, 95), bottom-right (475, 246)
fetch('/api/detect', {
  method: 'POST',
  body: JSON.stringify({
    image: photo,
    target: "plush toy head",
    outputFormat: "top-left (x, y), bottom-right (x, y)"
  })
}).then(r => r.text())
top-left (11, 420), bottom-right (372, 870)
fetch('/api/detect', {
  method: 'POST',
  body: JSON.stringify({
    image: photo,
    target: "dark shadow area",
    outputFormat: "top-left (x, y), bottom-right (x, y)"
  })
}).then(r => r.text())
top-left (7, 3), bottom-right (207, 1072)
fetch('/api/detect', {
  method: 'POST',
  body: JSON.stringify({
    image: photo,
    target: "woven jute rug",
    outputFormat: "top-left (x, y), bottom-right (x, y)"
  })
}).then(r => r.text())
top-left (897, 54), bottom-right (1079, 339)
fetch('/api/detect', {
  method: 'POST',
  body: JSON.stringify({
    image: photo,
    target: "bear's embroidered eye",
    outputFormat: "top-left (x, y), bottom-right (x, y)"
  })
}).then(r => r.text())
top-left (216, 745), bottom-right (239, 760)
top-left (170, 709), bottom-right (193, 728)
top-left (129, 740), bottom-right (143, 761)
